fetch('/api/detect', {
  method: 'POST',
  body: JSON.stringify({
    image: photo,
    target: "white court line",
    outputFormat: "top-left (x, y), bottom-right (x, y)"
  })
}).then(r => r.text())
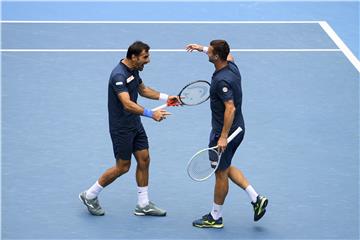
top-left (1, 20), bottom-right (320, 24)
top-left (3, 0), bottom-right (356, 2)
top-left (2, 20), bottom-right (358, 72)
top-left (1, 49), bottom-right (341, 52)
top-left (319, 21), bottom-right (360, 73)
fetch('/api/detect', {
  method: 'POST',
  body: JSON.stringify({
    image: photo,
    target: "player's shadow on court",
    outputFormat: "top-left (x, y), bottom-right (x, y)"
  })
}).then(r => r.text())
top-left (252, 225), bottom-right (266, 233)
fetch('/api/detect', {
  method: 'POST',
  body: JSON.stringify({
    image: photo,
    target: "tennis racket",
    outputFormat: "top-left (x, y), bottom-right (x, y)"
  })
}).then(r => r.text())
top-left (152, 80), bottom-right (210, 111)
top-left (186, 127), bottom-right (243, 182)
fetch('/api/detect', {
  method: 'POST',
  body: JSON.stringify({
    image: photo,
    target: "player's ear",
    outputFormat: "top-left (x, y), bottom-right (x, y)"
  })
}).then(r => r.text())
top-left (131, 54), bottom-right (137, 61)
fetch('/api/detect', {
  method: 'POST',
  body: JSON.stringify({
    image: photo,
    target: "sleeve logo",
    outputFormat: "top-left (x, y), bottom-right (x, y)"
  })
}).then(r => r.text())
top-left (126, 75), bottom-right (135, 83)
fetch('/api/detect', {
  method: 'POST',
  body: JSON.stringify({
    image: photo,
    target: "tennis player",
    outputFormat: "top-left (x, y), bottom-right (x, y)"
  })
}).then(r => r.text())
top-left (186, 40), bottom-right (268, 228)
top-left (79, 41), bottom-right (179, 216)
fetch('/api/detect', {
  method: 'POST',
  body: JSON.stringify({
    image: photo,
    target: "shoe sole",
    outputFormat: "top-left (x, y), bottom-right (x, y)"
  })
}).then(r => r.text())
top-left (193, 223), bottom-right (224, 229)
top-left (254, 198), bottom-right (268, 222)
top-left (134, 211), bottom-right (166, 217)
top-left (78, 193), bottom-right (105, 216)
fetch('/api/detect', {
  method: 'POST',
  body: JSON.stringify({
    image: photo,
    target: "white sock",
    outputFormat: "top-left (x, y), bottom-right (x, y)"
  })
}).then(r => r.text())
top-left (245, 185), bottom-right (258, 203)
top-left (137, 186), bottom-right (149, 208)
top-left (210, 203), bottom-right (223, 220)
top-left (86, 181), bottom-right (103, 199)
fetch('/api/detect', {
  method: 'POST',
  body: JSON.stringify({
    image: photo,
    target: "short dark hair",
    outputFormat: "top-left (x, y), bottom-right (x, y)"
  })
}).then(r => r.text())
top-left (210, 40), bottom-right (230, 61)
top-left (126, 41), bottom-right (150, 59)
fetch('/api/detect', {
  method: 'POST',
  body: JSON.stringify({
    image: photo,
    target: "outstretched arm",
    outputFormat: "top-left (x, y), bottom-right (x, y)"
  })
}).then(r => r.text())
top-left (186, 43), bottom-right (207, 53)
top-left (186, 43), bottom-right (235, 62)
top-left (138, 83), bottom-right (180, 104)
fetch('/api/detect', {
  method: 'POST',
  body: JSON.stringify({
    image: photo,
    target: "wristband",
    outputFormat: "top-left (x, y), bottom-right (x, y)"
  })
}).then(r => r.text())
top-left (202, 46), bottom-right (208, 53)
top-left (159, 93), bottom-right (169, 101)
top-left (143, 109), bottom-right (153, 118)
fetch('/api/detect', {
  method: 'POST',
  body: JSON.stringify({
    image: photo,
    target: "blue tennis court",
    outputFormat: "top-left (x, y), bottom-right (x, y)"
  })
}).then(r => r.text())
top-left (1, 1), bottom-right (359, 240)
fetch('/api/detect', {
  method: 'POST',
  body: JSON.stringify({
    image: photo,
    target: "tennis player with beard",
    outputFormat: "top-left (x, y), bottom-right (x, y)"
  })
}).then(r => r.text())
top-left (79, 41), bottom-right (179, 217)
top-left (186, 40), bottom-right (268, 228)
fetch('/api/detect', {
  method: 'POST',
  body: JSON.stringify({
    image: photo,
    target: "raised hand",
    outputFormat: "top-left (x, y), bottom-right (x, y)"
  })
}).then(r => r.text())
top-left (185, 44), bottom-right (205, 52)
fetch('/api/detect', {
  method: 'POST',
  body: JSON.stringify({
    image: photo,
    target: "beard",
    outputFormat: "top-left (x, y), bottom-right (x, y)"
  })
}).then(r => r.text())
top-left (135, 63), bottom-right (145, 71)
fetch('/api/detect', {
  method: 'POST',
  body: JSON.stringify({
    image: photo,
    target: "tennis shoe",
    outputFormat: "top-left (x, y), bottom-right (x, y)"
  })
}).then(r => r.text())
top-left (252, 195), bottom-right (268, 221)
top-left (134, 201), bottom-right (166, 216)
top-left (192, 213), bottom-right (224, 228)
top-left (79, 191), bottom-right (105, 216)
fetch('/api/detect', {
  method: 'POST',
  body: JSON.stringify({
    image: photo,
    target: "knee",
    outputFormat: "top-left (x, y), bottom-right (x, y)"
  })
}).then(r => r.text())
top-left (138, 156), bottom-right (150, 169)
top-left (116, 161), bottom-right (131, 175)
top-left (215, 169), bottom-right (229, 180)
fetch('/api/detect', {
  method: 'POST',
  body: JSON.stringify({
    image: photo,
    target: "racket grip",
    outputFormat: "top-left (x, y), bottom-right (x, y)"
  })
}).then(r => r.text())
top-left (227, 127), bottom-right (243, 143)
top-left (151, 103), bottom-right (168, 111)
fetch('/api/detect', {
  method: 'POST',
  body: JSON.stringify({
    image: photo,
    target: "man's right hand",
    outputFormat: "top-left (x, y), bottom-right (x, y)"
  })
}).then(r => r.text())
top-left (152, 109), bottom-right (172, 122)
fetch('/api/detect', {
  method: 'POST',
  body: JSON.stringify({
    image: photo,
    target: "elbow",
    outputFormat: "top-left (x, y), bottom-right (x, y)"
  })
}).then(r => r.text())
top-left (123, 106), bottom-right (131, 112)
top-left (138, 91), bottom-right (144, 97)
top-left (224, 101), bottom-right (236, 115)
top-left (226, 105), bottom-right (236, 117)
top-left (123, 102), bottom-right (132, 112)
top-left (228, 104), bottom-right (236, 113)
top-left (230, 106), bottom-right (236, 115)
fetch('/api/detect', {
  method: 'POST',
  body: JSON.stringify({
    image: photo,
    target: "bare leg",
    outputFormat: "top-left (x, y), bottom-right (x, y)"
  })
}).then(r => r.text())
top-left (214, 168), bottom-right (229, 205)
top-left (98, 159), bottom-right (131, 187)
top-left (134, 149), bottom-right (150, 187)
top-left (228, 165), bottom-right (249, 190)
top-left (132, 149), bottom-right (167, 216)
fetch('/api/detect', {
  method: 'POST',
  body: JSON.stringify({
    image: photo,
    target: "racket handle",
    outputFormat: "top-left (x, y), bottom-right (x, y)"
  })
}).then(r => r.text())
top-left (227, 127), bottom-right (243, 143)
top-left (151, 103), bottom-right (168, 111)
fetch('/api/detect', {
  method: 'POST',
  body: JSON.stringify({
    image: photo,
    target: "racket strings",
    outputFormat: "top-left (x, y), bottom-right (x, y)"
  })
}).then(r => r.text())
top-left (180, 81), bottom-right (210, 106)
top-left (187, 148), bottom-right (220, 181)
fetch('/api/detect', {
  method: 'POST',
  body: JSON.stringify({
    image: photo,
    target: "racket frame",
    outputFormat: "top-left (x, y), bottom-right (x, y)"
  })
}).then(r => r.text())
top-left (152, 80), bottom-right (210, 111)
top-left (187, 146), bottom-right (221, 181)
top-left (187, 127), bottom-right (243, 182)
